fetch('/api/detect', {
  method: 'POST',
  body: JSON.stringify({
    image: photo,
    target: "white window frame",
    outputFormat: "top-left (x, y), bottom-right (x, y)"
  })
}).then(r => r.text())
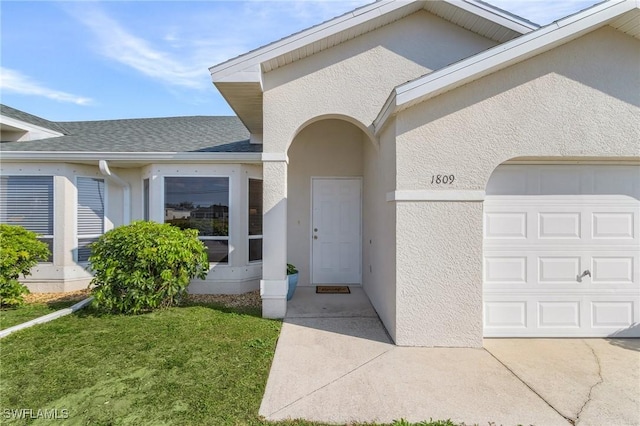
top-left (248, 177), bottom-right (263, 264)
top-left (162, 175), bottom-right (231, 264)
top-left (0, 175), bottom-right (55, 263)
top-left (75, 176), bottom-right (107, 263)
top-left (142, 177), bottom-right (150, 221)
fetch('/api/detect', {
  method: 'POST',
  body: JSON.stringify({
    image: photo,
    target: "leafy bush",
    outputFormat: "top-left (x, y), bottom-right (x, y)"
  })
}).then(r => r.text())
top-left (286, 263), bottom-right (298, 275)
top-left (88, 221), bottom-right (209, 314)
top-left (0, 225), bottom-right (51, 307)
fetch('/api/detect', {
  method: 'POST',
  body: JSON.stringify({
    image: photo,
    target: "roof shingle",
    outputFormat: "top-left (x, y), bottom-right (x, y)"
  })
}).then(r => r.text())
top-left (0, 106), bottom-right (257, 153)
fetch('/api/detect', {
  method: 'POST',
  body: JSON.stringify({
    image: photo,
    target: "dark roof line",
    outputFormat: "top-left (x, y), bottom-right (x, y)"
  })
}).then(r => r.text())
top-left (0, 105), bottom-right (258, 153)
top-left (0, 104), bottom-right (67, 134)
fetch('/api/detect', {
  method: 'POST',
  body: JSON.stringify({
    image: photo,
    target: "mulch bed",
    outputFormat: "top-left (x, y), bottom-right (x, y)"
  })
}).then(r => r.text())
top-left (24, 289), bottom-right (91, 305)
top-left (186, 291), bottom-right (261, 309)
top-left (23, 289), bottom-right (262, 309)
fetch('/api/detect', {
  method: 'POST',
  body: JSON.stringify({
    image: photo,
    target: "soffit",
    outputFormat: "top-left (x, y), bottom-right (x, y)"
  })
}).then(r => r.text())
top-left (260, 1), bottom-right (532, 74)
top-left (609, 7), bottom-right (640, 38)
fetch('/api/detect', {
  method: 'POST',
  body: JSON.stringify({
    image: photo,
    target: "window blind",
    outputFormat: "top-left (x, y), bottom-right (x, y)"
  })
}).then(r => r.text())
top-left (77, 178), bottom-right (105, 236)
top-left (0, 176), bottom-right (54, 236)
top-left (77, 178), bottom-right (104, 262)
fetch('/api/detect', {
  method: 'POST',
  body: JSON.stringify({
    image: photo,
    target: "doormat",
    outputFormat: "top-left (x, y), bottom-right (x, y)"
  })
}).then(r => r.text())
top-left (316, 286), bottom-right (350, 294)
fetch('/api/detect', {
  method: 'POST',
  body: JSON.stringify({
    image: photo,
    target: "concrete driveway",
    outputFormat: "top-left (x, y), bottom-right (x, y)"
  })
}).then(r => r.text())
top-left (259, 287), bottom-right (640, 425)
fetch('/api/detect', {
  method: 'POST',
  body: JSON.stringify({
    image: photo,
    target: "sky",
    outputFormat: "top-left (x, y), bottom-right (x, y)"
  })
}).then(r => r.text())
top-left (0, 0), bottom-right (601, 122)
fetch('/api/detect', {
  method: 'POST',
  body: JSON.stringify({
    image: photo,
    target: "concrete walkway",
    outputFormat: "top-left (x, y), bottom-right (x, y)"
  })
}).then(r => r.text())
top-left (259, 287), bottom-right (640, 425)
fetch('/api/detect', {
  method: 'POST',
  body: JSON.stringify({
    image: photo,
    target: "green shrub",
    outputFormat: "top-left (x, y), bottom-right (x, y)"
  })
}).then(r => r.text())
top-left (88, 221), bottom-right (209, 314)
top-left (0, 225), bottom-right (51, 307)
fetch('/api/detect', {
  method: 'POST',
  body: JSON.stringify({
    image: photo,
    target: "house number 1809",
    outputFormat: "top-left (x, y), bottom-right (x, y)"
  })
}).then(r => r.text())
top-left (430, 174), bottom-right (455, 184)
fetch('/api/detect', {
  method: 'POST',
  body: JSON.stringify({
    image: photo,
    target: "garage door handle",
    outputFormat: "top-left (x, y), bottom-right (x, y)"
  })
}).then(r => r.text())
top-left (577, 270), bottom-right (591, 282)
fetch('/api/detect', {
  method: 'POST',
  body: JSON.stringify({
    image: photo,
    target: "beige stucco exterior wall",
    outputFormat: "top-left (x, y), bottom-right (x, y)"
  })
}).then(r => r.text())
top-left (262, 10), bottom-right (497, 153)
top-left (143, 163), bottom-right (263, 294)
top-left (0, 162), bottom-right (138, 292)
top-left (363, 118), bottom-right (398, 341)
top-left (2, 161), bottom-right (262, 294)
top-left (391, 27), bottom-right (640, 346)
top-left (287, 119), bottom-right (365, 286)
top-left (258, 9), bottom-right (499, 318)
top-left (396, 27), bottom-right (640, 191)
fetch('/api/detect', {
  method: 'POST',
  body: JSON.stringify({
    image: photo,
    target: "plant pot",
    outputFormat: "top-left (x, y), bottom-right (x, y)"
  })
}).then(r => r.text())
top-left (287, 273), bottom-right (299, 301)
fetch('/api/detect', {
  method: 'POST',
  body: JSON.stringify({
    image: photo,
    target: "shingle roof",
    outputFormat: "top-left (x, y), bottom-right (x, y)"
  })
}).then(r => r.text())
top-left (0, 107), bottom-right (257, 153)
top-left (0, 104), bottom-right (67, 134)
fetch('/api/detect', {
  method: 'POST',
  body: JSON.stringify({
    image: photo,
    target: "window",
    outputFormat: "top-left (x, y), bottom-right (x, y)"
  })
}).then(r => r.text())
top-left (0, 176), bottom-right (54, 261)
top-left (248, 179), bottom-right (263, 262)
top-left (77, 177), bottom-right (105, 262)
top-left (164, 177), bottom-right (229, 263)
top-left (143, 178), bottom-right (150, 221)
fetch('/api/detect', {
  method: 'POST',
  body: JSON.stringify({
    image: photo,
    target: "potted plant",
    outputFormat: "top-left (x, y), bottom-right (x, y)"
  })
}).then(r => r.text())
top-left (286, 263), bottom-right (299, 301)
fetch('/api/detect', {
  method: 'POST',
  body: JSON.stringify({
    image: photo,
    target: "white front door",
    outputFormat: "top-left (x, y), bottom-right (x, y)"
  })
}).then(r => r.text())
top-left (311, 178), bottom-right (362, 285)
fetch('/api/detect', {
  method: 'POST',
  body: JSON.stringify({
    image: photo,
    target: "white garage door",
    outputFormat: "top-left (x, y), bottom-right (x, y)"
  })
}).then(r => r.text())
top-left (484, 164), bottom-right (640, 337)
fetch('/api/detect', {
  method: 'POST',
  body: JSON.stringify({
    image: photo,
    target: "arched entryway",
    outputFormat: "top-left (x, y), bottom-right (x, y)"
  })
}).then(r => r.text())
top-left (286, 117), bottom-right (373, 288)
top-left (483, 160), bottom-right (640, 337)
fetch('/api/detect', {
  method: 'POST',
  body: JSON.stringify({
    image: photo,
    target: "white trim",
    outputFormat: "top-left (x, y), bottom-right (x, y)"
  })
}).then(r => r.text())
top-left (373, 0), bottom-right (638, 134)
top-left (250, 133), bottom-right (263, 145)
top-left (261, 153), bottom-right (288, 162)
top-left (0, 115), bottom-right (64, 140)
top-left (386, 190), bottom-right (485, 201)
top-left (209, 0), bottom-right (536, 82)
top-left (260, 279), bottom-right (288, 298)
top-left (99, 160), bottom-right (130, 224)
top-left (1, 151), bottom-right (262, 163)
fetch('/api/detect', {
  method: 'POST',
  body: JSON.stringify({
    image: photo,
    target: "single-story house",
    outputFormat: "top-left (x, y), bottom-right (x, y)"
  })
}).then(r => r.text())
top-left (1, 0), bottom-right (638, 346)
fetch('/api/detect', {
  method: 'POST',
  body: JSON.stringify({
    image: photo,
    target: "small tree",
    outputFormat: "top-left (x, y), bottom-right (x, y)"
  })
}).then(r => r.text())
top-left (0, 225), bottom-right (51, 307)
top-left (88, 221), bottom-right (209, 314)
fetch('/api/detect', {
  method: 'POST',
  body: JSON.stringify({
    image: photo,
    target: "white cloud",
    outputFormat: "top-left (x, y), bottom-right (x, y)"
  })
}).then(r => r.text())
top-left (67, 5), bottom-right (213, 90)
top-left (0, 67), bottom-right (93, 105)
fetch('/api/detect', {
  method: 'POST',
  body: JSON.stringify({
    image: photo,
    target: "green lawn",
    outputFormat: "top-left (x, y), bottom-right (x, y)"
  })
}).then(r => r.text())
top-left (0, 301), bottom-right (457, 426)
top-left (0, 300), bottom-right (80, 330)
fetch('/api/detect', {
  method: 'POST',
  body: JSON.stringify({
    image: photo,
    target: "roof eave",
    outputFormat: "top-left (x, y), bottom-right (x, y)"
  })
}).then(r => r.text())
top-left (209, 0), bottom-right (537, 84)
top-left (374, 0), bottom-right (638, 134)
top-left (0, 151), bottom-right (263, 164)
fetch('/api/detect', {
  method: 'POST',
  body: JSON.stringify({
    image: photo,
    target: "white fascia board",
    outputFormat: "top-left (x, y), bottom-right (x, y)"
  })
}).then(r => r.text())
top-left (261, 153), bottom-right (288, 162)
top-left (376, 0), bottom-right (635, 130)
top-left (386, 190), bottom-right (485, 201)
top-left (373, 91), bottom-right (397, 134)
top-left (451, 0), bottom-right (538, 33)
top-left (0, 151), bottom-right (263, 163)
top-left (213, 64), bottom-right (262, 85)
top-left (210, 0), bottom-right (537, 83)
top-left (209, 0), bottom-right (400, 81)
top-left (0, 115), bottom-right (64, 138)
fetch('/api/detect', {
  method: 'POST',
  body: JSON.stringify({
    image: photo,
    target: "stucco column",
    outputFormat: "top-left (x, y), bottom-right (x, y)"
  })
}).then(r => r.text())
top-left (260, 159), bottom-right (288, 318)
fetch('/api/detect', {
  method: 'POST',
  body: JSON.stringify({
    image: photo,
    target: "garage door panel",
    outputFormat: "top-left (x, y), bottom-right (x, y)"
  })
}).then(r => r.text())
top-left (539, 212), bottom-right (581, 239)
top-left (592, 212), bottom-right (635, 239)
top-left (591, 301), bottom-right (635, 329)
top-left (484, 212), bottom-right (527, 239)
top-left (484, 301), bottom-right (527, 328)
top-left (592, 257), bottom-right (634, 283)
top-left (485, 257), bottom-right (528, 284)
top-left (538, 301), bottom-right (581, 329)
top-left (484, 164), bottom-right (640, 338)
top-left (538, 256), bottom-right (582, 283)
